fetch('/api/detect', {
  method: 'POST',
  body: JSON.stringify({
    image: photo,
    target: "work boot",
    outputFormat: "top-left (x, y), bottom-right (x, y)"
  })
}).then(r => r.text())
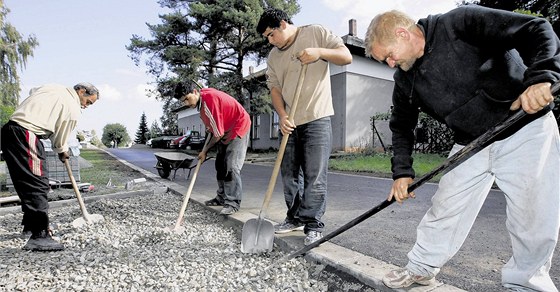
top-left (22, 230), bottom-right (64, 252)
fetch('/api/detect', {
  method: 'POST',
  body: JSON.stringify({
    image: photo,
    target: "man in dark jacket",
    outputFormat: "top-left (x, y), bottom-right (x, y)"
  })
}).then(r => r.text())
top-left (365, 5), bottom-right (560, 291)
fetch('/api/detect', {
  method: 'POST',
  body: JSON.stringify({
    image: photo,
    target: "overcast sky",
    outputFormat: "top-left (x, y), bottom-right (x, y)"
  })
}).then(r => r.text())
top-left (3, 0), bottom-right (459, 139)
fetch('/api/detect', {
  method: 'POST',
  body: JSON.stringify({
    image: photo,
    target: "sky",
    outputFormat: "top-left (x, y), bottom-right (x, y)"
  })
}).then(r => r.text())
top-left (3, 0), bottom-right (459, 139)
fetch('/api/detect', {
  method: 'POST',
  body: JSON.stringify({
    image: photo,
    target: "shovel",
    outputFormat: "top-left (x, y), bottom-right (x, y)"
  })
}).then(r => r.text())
top-left (165, 134), bottom-right (212, 234)
top-left (241, 64), bottom-right (309, 253)
top-left (64, 159), bottom-right (104, 228)
top-left (271, 81), bottom-right (560, 266)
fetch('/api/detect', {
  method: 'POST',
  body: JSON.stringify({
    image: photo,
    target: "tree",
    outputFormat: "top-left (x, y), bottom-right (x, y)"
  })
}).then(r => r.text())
top-left (150, 120), bottom-right (163, 138)
top-left (126, 0), bottom-right (299, 124)
top-left (0, 1), bottom-right (38, 127)
top-left (463, 0), bottom-right (559, 35)
top-left (134, 112), bottom-right (150, 144)
top-left (101, 123), bottom-right (130, 148)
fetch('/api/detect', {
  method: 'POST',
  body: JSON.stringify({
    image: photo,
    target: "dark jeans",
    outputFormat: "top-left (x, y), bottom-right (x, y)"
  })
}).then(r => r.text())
top-left (281, 117), bottom-right (331, 233)
top-left (1, 121), bottom-right (50, 233)
top-left (214, 133), bottom-right (249, 210)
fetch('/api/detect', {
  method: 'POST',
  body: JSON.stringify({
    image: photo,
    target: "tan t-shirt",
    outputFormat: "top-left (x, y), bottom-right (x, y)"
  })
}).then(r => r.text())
top-left (10, 84), bottom-right (81, 153)
top-left (266, 24), bottom-right (344, 126)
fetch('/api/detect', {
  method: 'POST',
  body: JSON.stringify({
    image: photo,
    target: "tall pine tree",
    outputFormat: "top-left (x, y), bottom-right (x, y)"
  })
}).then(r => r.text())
top-left (126, 0), bottom-right (300, 129)
top-left (134, 112), bottom-right (150, 144)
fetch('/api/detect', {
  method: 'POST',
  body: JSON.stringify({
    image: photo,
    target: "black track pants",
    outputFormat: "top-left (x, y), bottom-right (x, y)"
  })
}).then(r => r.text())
top-left (1, 121), bottom-right (50, 232)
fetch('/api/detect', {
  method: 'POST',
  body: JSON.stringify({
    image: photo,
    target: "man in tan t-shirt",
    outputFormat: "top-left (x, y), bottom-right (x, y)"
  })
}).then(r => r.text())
top-left (1, 82), bottom-right (99, 251)
top-left (257, 8), bottom-right (352, 246)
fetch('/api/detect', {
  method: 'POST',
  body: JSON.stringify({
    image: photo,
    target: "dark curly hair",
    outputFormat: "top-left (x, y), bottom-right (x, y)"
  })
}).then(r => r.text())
top-left (257, 8), bottom-right (293, 34)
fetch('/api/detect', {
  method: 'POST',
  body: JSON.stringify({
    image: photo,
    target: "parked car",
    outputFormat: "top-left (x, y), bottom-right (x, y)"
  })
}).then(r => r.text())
top-left (168, 135), bottom-right (186, 149)
top-left (178, 130), bottom-right (205, 150)
top-left (146, 139), bottom-right (152, 147)
top-left (149, 135), bottom-right (180, 149)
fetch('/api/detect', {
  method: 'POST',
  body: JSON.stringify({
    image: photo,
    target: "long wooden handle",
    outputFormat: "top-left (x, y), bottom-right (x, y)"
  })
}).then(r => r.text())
top-left (259, 64), bottom-right (308, 217)
top-left (64, 159), bottom-right (90, 220)
top-left (173, 134), bottom-right (212, 228)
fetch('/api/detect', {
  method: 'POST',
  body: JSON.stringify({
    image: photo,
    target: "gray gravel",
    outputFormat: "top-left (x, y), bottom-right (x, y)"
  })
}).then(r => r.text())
top-left (0, 192), bottom-right (375, 291)
top-left (0, 194), bottom-right (316, 291)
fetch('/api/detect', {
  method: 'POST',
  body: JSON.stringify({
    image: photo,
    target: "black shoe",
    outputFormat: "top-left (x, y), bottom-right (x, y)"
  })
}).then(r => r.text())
top-left (205, 198), bottom-right (224, 206)
top-left (22, 230), bottom-right (64, 252)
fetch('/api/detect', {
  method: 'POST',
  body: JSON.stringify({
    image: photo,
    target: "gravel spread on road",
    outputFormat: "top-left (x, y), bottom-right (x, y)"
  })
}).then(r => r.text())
top-left (0, 192), bottom-right (338, 291)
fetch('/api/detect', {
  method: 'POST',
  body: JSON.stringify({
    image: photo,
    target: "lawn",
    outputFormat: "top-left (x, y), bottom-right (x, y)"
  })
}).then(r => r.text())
top-left (78, 149), bottom-right (146, 187)
top-left (329, 152), bottom-right (447, 181)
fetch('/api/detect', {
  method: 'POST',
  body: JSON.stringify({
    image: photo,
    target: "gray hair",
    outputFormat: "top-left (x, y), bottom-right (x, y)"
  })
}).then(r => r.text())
top-left (364, 10), bottom-right (416, 58)
top-left (74, 82), bottom-right (100, 99)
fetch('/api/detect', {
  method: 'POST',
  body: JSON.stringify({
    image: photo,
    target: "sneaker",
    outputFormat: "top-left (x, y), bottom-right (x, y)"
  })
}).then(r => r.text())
top-left (219, 206), bottom-right (237, 215)
top-left (304, 230), bottom-right (323, 246)
top-left (22, 230), bottom-right (64, 252)
top-left (274, 220), bottom-right (304, 234)
top-left (382, 268), bottom-right (435, 288)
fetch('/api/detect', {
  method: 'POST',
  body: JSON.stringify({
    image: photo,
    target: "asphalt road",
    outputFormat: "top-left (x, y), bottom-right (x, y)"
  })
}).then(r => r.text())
top-left (107, 146), bottom-right (560, 292)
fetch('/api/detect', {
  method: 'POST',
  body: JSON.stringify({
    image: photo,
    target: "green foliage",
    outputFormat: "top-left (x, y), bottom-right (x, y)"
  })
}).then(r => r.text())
top-left (464, 0), bottom-right (560, 35)
top-left (415, 113), bottom-right (454, 155)
top-left (150, 120), bottom-right (163, 138)
top-left (126, 0), bottom-right (299, 121)
top-left (76, 132), bottom-right (85, 142)
top-left (134, 112), bottom-right (150, 144)
top-left (101, 123), bottom-right (130, 147)
top-left (372, 111), bottom-right (454, 155)
top-left (0, 104), bottom-right (14, 127)
top-left (160, 98), bottom-right (180, 135)
top-left (0, 3), bottom-right (38, 108)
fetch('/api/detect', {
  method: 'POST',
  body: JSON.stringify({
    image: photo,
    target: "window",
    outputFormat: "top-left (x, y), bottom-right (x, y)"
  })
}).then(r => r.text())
top-left (270, 112), bottom-right (279, 139)
top-left (252, 115), bottom-right (260, 140)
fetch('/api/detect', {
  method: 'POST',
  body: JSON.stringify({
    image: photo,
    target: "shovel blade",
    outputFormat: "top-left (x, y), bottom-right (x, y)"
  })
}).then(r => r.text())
top-left (241, 218), bottom-right (274, 253)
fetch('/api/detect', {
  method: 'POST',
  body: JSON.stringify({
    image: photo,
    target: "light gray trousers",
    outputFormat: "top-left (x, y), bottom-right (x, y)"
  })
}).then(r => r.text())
top-left (406, 112), bottom-right (560, 292)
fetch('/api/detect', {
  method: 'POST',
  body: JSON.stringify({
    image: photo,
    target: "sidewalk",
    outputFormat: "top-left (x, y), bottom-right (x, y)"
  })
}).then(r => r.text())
top-left (108, 150), bottom-right (466, 292)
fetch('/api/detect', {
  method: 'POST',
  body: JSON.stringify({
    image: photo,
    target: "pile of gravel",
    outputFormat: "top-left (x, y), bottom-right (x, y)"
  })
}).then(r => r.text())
top-left (0, 192), bottom-right (357, 291)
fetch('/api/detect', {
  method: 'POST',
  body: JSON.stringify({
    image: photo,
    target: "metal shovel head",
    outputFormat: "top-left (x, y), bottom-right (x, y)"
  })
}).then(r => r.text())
top-left (241, 218), bottom-right (274, 253)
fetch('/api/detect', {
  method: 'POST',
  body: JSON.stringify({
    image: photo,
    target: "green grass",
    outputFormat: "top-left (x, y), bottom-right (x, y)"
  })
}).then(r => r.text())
top-left (329, 152), bottom-right (447, 180)
top-left (79, 149), bottom-right (143, 187)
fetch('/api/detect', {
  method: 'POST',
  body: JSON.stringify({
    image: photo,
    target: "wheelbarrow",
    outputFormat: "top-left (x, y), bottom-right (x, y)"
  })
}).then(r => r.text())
top-left (154, 152), bottom-right (197, 180)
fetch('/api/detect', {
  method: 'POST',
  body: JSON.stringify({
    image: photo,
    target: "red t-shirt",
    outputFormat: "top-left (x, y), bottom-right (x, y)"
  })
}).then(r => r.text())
top-left (199, 88), bottom-right (251, 143)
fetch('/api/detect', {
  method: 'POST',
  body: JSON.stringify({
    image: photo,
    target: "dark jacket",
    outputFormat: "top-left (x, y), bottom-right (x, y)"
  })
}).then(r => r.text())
top-left (390, 5), bottom-right (560, 180)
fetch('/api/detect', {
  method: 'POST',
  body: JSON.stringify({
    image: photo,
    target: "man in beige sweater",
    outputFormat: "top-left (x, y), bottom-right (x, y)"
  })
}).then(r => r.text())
top-left (1, 82), bottom-right (99, 251)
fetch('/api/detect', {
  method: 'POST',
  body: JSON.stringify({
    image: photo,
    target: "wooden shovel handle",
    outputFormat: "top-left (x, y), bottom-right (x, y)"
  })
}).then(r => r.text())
top-left (64, 159), bottom-right (90, 220)
top-left (173, 133), bottom-right (213, 229)
top-left (259, 64), bottom-right (308, 216)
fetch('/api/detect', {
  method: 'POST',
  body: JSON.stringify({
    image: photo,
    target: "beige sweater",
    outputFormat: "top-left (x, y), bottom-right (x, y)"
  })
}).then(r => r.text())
top-left (11, 84), bottom-right (81, 153)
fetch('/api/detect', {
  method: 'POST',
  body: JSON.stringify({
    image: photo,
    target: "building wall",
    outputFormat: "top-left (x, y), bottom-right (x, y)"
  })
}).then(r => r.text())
top-left (177, 108), bottom-right (206, 136)
top-left (249, 114), bottom-right (279, 150)
top-left (332, 55), bottom-right (395, 151)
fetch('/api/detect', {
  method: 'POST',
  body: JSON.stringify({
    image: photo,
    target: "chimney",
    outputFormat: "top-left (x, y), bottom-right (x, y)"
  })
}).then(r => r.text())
top-left (349, 19), bottom-right (357, 36)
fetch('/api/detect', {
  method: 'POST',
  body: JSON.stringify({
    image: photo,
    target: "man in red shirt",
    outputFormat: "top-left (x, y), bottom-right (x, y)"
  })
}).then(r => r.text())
top-left (176, 85), bottom-right (251, 215)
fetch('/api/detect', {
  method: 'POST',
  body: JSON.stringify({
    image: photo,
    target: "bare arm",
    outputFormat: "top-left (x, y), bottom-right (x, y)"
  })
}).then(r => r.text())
top-left (297, 46), bottom-right (352, 66)
top-left (271, 86), bottom-right (295, 135)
